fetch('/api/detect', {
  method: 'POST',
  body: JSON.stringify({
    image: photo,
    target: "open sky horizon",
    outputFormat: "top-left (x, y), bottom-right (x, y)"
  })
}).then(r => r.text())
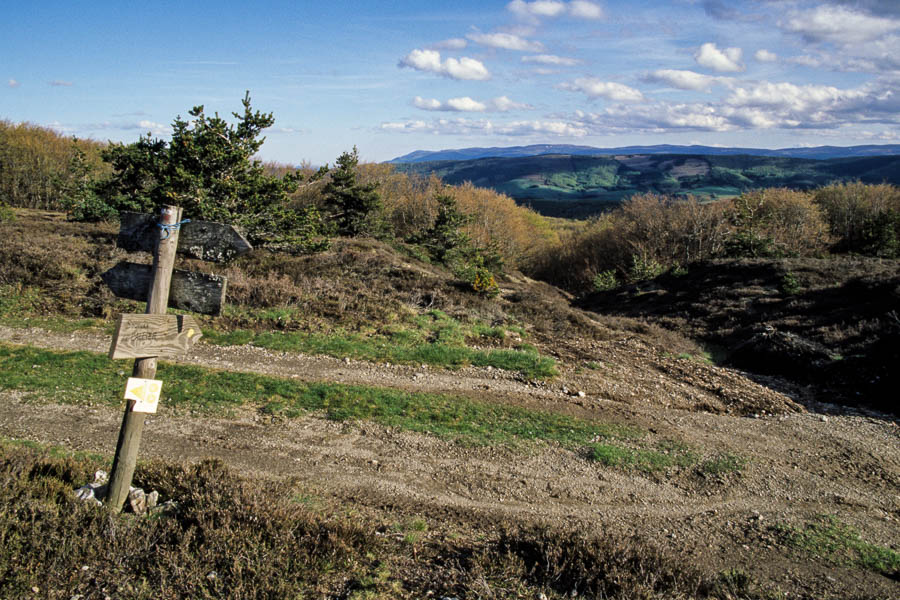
top-left (3, 1), bottom-right (899, 165)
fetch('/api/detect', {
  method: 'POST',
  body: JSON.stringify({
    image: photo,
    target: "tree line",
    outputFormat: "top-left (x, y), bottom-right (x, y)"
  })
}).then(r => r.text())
top-left (2, 94), bottom-right (897, 298)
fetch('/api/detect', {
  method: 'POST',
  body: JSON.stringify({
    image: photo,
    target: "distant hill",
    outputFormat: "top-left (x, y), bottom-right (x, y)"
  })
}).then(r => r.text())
top-left (389, 143), bottom-right (900, 163)
top-left (394, 152), bottom-right (900, 218)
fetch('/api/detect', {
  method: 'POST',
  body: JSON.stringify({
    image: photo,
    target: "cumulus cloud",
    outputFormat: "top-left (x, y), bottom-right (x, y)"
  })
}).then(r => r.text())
top-left (695, 43), bottom-right (744, 72)
top-left (413, 95), bottom-right (531, 112)
top-left (381, 116), bottom-right (587, 137)
top-left (782, 5), bottom-right (900, 45)
top-left (399, 49), bottom-right (490, 80)
top-left (432, 38), bottom-right (468, 50)
top-left (522, 54), bottom-right (580, 66)
top-left (560, 78), bottom-right (644, 101)
top-left (507, 0), bottom-right (603, 21)
top-left (49, 80), bottom-right (73, 87)
top-left (755, 49), bottom-right (778, 62)
top-left (645, 69), bottom-right (723, 92)
top-left (507, 0), bottom-right (566, 20)
top-left (8, 79), bottom-right (19, 88)
top-left (467, 31), bottom-right (544, 52)
top-left (568, 1), bottom-right (604, 19)
top-left (558, 75), bottom-right (900, 137)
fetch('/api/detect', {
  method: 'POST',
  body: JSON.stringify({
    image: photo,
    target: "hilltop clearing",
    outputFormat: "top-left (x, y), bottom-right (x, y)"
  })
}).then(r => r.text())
top-left (0, 208), bottom-right (898, 598)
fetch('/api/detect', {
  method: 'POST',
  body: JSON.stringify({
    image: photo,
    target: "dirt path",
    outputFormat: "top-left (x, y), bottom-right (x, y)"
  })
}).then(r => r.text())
top-left (1, 326), bottom-right (898, 598)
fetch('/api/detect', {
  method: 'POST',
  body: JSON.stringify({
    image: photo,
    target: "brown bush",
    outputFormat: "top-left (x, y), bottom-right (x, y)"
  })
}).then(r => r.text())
top-left (0, 120), bottom-right (107, 210)
top-left (530, 194), bottom-right (730, 292)
top-left (727, 188), bottom-right (832, 258)
top-left (813, 182), bottom-right (900, 256)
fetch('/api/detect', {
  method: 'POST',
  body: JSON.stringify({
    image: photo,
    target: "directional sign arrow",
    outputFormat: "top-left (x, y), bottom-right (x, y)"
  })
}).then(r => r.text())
top-left (102, 262), bottom-right (227, 316)
top-left (117, 212), bottom-right (252, 263)
top-left (109, 314), bottom-right (203, 360)
top-left (124, 377), bottom-right (162, 413)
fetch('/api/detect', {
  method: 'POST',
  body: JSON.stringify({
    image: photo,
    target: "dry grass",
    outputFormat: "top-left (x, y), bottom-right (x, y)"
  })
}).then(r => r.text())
top-left (0, 440), bottom-right (768, 600)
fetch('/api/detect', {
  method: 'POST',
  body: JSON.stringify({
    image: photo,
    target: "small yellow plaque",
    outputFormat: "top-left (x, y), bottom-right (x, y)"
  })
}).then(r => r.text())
top-left (124, 377), bottom-right (163, 414)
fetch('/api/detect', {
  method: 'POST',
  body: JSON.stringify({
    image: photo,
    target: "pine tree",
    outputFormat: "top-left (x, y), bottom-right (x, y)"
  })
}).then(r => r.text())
top-left (322, 146), bottom-right (383, 237)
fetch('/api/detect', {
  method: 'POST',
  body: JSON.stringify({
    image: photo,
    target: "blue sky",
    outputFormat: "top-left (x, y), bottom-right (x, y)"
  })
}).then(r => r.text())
top-left (3, 1), bottom-right (899, 164)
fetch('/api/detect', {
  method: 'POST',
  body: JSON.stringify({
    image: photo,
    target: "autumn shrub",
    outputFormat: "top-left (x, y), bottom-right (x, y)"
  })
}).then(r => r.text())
top-left (814, 182), bottom-right (900, 257)
top-left (531, 194), bottom-right (729, 293)
top-left (725, 188), bottom-right (832, 258)
top-left (0, 120), bottom-right (107, 210)
top-left (0, 199), bottom-right (13, 222)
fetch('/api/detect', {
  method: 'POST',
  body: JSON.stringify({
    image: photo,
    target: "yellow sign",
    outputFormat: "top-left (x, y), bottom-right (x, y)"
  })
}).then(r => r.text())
top-left (124, 377), bottom-right (162, 413)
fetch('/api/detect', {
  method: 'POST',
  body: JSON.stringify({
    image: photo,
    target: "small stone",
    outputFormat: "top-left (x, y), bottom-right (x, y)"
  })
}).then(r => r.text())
top-left (128, 487), bottom-right (147, 515)
top-left (577, 391), bottom-right (586, 398)
top-left (343, 357), bottom-right (351, 364)
top-left (819, 415), bottom-right (828, 423)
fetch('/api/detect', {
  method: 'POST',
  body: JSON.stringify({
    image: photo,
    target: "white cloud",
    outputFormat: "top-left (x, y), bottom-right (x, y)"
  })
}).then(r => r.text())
top-left (507, 0), bottom-right (603, 21)
top-left (695, 42), bottom-right (744, 72)
top-left (507, 0), bottom-right (566, 20)
top-left (413, 96), bottom-right (443, 110)
top-left (467, 31), bottom-right (544, 52)
top-left (782, 5), bottom-right (900, 45)
top-left (725, 81), bottom-right (866, 113)
top-left (447, 97), bottom-right (488, 112)
top-left (381, 116), bottom-right (587, 137)
top-left (491, 96), bottom-right (532, 111)
top-left (413, 95), bottom-right (531, 112)
top-left (399, 49), bottom-right (490, 81)
top-left (645, 69), bottom-right (722, 92)
top-left (522, 54), bottom-right (580, 66)
top-left (432, 38), bottom-right (468, 50)
top-left (8, 79), bottom-right (19, 88)
top-left (754, 49), bottom-right (778, 62)
top-left (568, 1), bottom-right (604, 20)
top-left (561, 78), bottom-right (644, 101)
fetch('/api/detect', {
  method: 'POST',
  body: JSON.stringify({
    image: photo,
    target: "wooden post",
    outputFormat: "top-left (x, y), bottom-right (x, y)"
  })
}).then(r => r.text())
top-left (107, 205), bottom-right (182, 512)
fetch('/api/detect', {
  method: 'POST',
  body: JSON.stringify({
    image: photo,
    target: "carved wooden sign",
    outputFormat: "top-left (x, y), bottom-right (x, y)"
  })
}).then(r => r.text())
top-left (103, 263), bottom-right (226, 316)
top-left (117, 212), bottom-right (252, 262)
top-left (109, 314), bottom-right (203, 360)
top-left (102, 211), bottom-right (251, 317)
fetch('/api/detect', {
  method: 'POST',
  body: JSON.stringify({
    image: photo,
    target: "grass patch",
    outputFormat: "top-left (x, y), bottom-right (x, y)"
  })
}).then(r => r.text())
top-left (206, 310), bottom-right (557, 378)
top-left (588, 440), bottom-right (699, 473)
top-left (699, 453), bottom-right (746, 475)
top-left (776, 514), bottom-right (900, 576)
top-left (0, 343), bottom-right (621, 449)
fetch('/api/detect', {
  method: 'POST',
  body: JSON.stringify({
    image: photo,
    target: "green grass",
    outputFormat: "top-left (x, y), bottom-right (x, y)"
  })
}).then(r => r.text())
top-left (588, 440), bottom-right (699, 473)
top-left (0, 291), bottom-right (557, 378)
top-left (0, 343), bottom-right (623, 450)
top-left (207, 309), bottom-right (557, 378)
top-left (776, 515), bottom-right (900, 576)
top-left (699, 453), bottom-right (746, 475)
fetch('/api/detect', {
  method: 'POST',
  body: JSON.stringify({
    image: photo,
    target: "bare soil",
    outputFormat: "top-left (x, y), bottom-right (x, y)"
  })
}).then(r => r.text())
top-left (1, 325), bottom-right (898, 599)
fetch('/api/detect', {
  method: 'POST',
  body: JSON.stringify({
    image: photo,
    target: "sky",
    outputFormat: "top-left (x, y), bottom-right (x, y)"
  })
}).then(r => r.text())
top-left (3, 1), bottom-right (900, 165)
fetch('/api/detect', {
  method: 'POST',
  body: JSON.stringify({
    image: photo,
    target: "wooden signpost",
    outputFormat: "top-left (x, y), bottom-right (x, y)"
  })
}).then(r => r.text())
top-left (104, 206), bottom-right (251, 512)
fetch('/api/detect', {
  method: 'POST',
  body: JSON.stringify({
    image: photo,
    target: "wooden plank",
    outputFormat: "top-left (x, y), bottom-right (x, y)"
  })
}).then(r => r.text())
top-left (102, 262), bottom-right (227, 316)
top-left (118, 211), bottom-right (252, 263)
top-left (109, 314), bottom-right (203, 360)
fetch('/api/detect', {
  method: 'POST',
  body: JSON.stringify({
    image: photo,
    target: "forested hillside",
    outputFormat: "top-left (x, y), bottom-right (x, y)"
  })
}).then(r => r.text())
top-left (396, 153), bottom-right (900, 217)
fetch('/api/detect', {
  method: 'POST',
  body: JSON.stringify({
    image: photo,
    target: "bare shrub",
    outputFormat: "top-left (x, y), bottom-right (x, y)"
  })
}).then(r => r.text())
top-left (531, 194), bottom-right (730, 293)
top-left (727, 188), bottom-right (832, 258)
top-left (814, 182), bottom-right (900, 257)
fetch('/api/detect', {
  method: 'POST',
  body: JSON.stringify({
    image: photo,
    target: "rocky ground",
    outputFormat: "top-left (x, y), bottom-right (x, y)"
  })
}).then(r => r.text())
top-left (1, 325), bottom-right (897, 599)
